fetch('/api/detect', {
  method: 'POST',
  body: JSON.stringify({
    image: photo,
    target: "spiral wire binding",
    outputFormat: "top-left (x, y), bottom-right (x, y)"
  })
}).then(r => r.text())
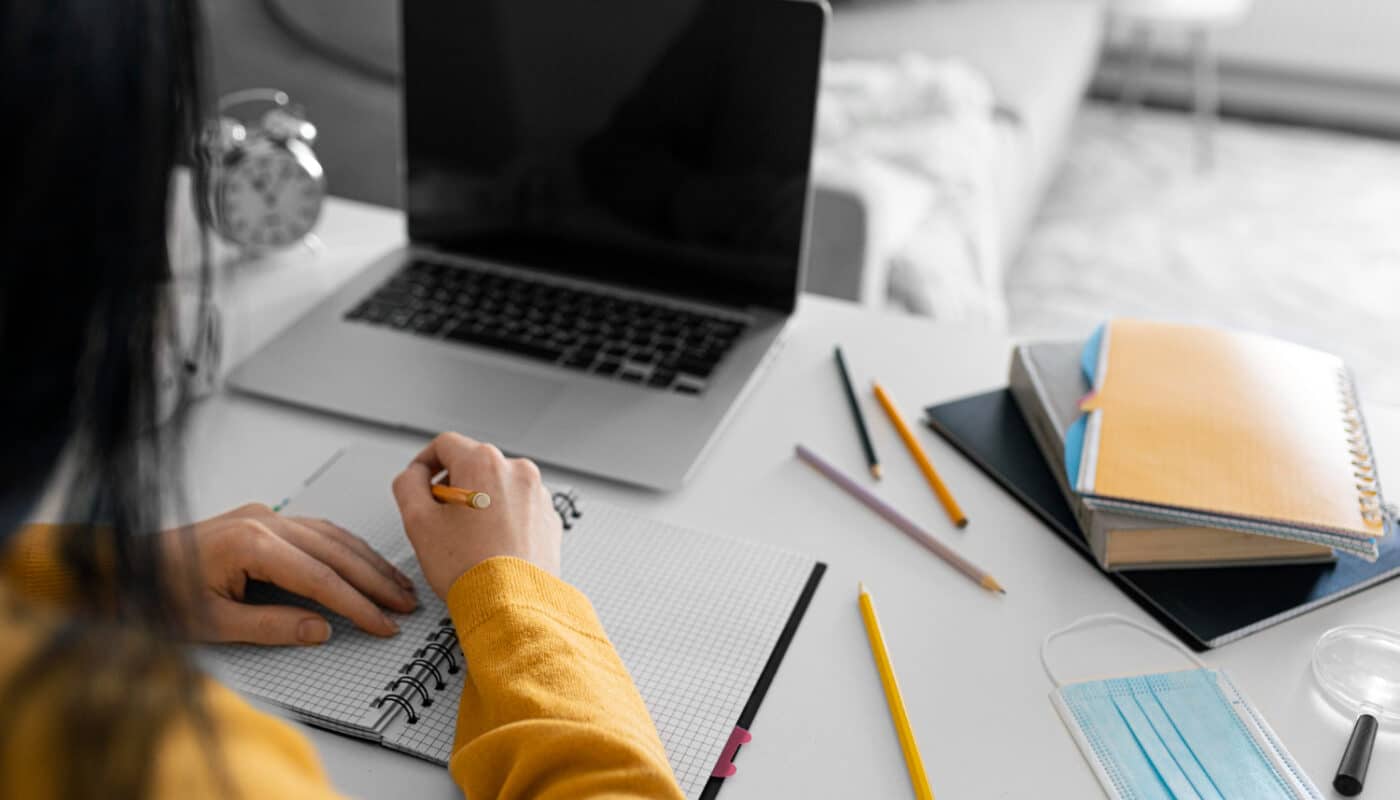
top-left (419, 642), bottom-right (459, 672)
top-left (1339, 369), bottom-right (1396, 529)
top-left (370, 490), bottom-right (586, 724)
top-left (373, 694), bottom-right (417, 723)
top-left (553, 489), bottom-right (583, 531)
top-left (390, 675), bottom-right (434, 707)
top-left (370, 615), bottom-right (461, 724)
top-left (403, 658), bottom-right (447, 687)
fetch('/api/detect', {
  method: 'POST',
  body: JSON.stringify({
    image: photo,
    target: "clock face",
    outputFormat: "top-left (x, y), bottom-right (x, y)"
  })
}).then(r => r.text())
top-left (218, 139), bottom-right (325, 251)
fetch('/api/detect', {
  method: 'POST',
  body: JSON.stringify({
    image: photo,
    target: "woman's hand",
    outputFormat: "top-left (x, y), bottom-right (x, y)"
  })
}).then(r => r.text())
top-left (392, 432), bottom-right (562, 599)
top-left (164, 504), bottom-right (419, 645)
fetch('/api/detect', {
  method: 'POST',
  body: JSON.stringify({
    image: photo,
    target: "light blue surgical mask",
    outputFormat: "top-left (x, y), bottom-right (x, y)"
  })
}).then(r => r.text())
top-left (1042, 615), bottom-right (1322, 800)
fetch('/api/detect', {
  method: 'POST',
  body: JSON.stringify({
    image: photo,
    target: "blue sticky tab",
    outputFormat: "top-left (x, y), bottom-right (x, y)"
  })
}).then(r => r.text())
top-left (1065, 322), bottom-right (1109, 492)
top-left (1082, 322), bottom-right (1107, 384)
top-left (1065, 414), bottom-right (1088, 492)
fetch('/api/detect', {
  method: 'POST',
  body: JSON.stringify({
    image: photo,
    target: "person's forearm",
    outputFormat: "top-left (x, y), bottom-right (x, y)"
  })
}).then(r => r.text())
top-left (445, 557), bottom-right (684, 800)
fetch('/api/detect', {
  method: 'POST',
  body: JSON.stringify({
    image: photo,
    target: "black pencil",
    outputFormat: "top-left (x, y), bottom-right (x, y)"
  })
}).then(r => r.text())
top-left (834, 346), bottom-right (882, 479)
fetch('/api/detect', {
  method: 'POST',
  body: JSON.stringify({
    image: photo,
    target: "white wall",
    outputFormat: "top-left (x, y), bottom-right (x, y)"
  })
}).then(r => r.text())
top-left (1200, 0), bottom-right (1400, 83)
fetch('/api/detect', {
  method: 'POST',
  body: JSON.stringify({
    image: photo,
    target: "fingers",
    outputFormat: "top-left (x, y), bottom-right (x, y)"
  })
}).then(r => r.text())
top-left (412, 432), bottom-right (508, 487)
top-left (411, 431), bottom-right (484, 474)
top-left (393, 461), bottom-right (441, 527)
top-left (205, 596), bottom-right (335, 646)
top-left (273, 517), bottom-right (417, 613)
top-left (292, 516), bottom-right (416, 593)
top-left (245, 524), bottom-right (400, 637)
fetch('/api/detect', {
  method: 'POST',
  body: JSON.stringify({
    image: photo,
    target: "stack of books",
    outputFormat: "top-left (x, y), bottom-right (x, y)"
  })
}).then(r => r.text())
top-left (1012, 319), bottom-right (1387, 571)
top-left (926, 318), bottom-right (1400, 647)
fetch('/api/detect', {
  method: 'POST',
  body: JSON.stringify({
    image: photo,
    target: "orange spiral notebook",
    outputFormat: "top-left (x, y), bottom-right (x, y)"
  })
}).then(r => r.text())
top-left (1066, 319), bottom-right (1393, 561)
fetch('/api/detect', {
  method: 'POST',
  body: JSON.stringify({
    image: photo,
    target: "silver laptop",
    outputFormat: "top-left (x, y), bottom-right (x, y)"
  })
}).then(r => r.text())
top-left (229, 0), bottom-right (828, 490)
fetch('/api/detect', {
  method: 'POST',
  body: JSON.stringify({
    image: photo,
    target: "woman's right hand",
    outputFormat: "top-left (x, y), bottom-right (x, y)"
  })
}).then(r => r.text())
top-left (391, 432), bottom-right (563, 599)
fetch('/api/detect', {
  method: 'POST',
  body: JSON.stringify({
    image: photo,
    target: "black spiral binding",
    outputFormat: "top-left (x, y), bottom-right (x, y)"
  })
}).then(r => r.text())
top-left (553, 489), bottom-right (583, 531)
top-left (369, 490), bottom-right (584, 724)
top-left (370, 616), bottom-right (460, 724)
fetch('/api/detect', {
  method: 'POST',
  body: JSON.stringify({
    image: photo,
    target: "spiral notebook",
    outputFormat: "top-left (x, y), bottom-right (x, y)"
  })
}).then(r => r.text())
top-left (203, 445), bottom-right (825, 799)
top-left (1011, 341), bottom-right (1333, 571)
top-left (1067, 319), bottom-right (1394, 561)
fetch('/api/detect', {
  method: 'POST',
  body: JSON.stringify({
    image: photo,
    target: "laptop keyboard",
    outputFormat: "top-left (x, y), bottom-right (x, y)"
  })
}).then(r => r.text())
top-left (345, 258), bottom-right (749, 394)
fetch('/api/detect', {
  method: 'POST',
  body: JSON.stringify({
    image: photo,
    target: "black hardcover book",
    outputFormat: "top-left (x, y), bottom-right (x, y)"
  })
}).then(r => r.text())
top-left (926, 389), bottom-right (1400, 650)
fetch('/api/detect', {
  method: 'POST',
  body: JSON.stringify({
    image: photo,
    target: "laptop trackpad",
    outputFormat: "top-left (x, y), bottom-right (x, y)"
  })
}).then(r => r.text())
top-left (425, 366), bottom-right (563, 441)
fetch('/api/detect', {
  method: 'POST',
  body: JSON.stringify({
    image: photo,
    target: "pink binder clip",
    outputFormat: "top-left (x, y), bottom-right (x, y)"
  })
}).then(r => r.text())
top-left (710, 726), bottom-right (752, 778)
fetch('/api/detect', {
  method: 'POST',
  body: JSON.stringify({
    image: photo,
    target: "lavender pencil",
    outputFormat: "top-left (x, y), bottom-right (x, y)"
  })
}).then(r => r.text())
top-left (796, 444), bottom-right (1005, 594)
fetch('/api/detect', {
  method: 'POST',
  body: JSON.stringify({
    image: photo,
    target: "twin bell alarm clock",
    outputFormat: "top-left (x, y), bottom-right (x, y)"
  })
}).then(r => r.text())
top-left (207, 88), bottom-right (326, 253)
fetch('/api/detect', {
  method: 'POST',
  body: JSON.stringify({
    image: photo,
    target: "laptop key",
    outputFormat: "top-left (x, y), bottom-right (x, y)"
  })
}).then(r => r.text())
top-left (409, 312), bottom-right (445, 334)
top-left (373, 289), bottom-right (419, 310)
top-left (675, 357), bottom-right (716, 378)
top-left (562, 351), bottom-right (595, 369)
top-left (445, 326), bottom-right (564, 362)
top-left (347, 303), bottom-right (385, 322)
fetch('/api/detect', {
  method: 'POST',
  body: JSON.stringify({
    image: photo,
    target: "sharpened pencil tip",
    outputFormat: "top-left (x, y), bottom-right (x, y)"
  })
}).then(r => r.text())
top-left (956, 517), bottom-right (969, 529)
top-left (870, 464), bottom-right (882, 480)
top-left (858, 581), bottom-right (867, 595)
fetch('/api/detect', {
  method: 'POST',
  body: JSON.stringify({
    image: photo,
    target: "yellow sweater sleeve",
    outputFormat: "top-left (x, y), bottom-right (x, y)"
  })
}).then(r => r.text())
top-left (0, 524), bottom-right (81, 608)
top-left (446, 557), bottom-right (685, 800)
top-left (151, 680), bottom-right (345, 800)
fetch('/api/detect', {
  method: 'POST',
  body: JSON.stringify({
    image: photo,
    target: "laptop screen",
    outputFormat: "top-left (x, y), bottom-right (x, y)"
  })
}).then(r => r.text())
top-left (402, 0), bottom-right (825, 313)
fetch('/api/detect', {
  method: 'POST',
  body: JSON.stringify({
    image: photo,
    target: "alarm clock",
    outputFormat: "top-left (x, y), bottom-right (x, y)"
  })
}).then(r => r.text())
top-left (207, 89), bottom-right (326, 253)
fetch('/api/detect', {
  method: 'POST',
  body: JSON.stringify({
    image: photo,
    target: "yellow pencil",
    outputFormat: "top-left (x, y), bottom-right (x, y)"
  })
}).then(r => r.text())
top-left (872, 382), bottom-right (968, 528)
top-left (431, 485), bottom-right (492, 509)
top-left (859, 582), bottom-right (935, 800)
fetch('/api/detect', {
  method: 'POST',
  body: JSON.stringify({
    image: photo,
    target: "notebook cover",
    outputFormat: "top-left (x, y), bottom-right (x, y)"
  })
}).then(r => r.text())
top-left (926, 389), bottom-right (1400, 649)
top-left (1071, 319), bottom-right (1382, 541)
top-left (699, 562), bottom-right (826, 799)
top-left (1013, 342), bottom-right (1335, 570)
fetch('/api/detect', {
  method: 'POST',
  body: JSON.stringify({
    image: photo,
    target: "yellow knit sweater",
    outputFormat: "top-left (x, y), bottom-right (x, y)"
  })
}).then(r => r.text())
top-left (0, 525), bottom-right (685, 799)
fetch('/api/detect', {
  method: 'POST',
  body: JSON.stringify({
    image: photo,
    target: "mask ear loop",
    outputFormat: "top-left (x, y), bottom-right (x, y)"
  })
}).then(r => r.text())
top-left (1041, 613), bottom-right (1208, 688)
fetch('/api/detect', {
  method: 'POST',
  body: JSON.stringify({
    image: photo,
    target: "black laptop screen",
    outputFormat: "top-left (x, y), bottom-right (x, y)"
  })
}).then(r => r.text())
top-left (402, 0), bottom-right (825, 313)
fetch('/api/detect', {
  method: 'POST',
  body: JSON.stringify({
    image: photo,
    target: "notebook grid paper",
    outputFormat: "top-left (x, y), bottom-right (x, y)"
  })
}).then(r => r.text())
top-left (203, 446), bottom-right (820, 800)
top-left (561, 502), bottom-right (816, 794)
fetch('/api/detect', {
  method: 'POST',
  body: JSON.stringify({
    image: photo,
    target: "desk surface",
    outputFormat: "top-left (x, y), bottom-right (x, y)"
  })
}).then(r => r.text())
top-left (191, 197), bottom-right (1400, 799)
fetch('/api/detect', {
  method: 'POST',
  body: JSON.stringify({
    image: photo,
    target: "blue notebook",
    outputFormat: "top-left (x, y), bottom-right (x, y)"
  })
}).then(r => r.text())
top-left (925, 388), bottom-right (1400, 649)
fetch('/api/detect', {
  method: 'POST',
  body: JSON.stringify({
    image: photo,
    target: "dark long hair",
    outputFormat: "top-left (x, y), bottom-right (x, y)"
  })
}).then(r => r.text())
top-left (0, 2), bottom-right (216, 798)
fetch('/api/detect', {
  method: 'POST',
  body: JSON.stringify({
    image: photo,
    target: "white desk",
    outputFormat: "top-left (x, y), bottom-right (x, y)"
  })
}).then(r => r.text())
top-left (193, 197), bottom-right (1400, 798)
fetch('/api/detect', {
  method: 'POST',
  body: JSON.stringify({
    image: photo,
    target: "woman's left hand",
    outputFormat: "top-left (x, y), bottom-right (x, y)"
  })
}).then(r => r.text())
top-left (163, 503), bottom-right (418, 646)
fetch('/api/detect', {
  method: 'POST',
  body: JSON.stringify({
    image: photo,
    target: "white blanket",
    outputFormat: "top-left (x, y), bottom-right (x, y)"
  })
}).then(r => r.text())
top-left (814, 55), bottom-right (1004, 324)
top-left (1010, 104), bottom-right (1400, 405)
